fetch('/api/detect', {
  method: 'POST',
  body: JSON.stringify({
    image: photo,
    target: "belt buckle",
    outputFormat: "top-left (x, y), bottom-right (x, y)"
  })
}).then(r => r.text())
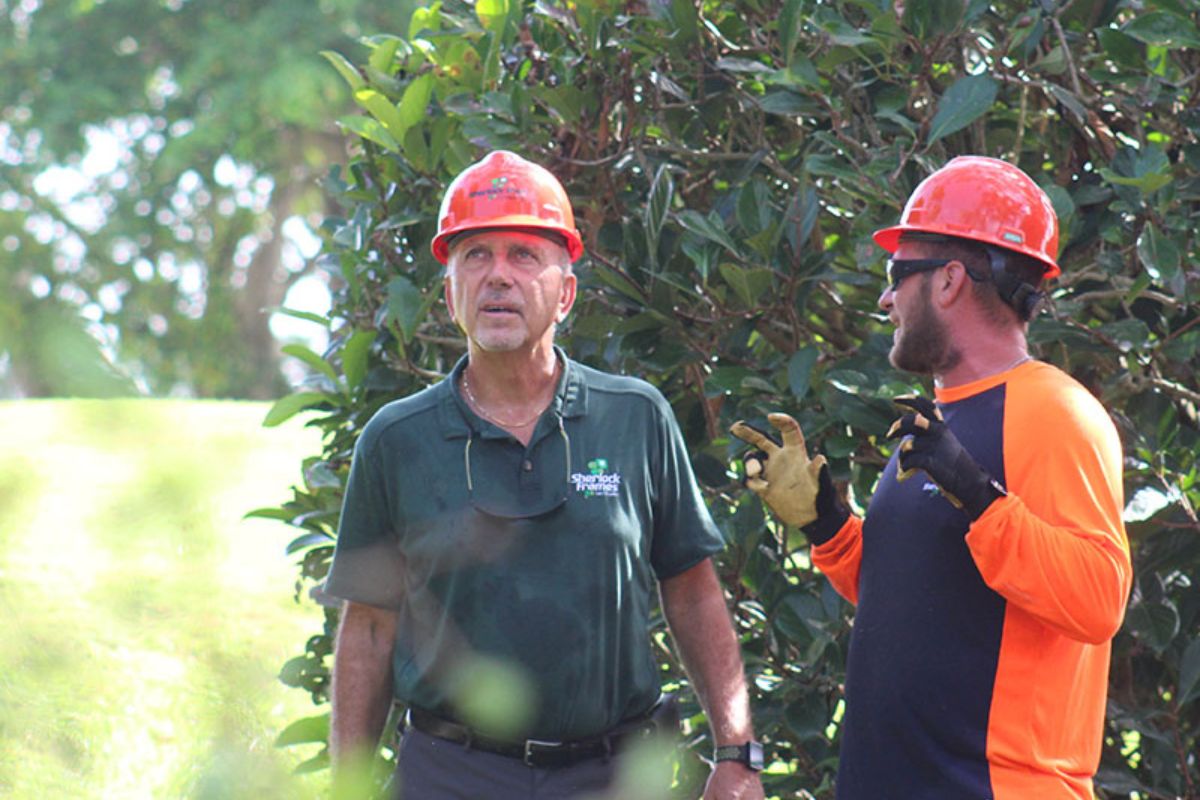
top-left (523, 738), bottom-right (564, 767)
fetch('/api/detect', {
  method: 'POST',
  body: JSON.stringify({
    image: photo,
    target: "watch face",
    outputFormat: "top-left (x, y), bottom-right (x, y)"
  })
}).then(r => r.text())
top-left (747, 741), bottom-right (765, 771)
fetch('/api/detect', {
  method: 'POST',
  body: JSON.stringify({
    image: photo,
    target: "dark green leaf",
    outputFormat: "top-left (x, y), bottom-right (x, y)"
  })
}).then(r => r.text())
top-left (263, 392), bottom-right (329, 428)
top-left (1098, 319), bottom-right (1152, 354)
top-left (335, 115), bottom-right (400, 151)
top-left (387, 276), bottom-right (424, 343)
top-left (282, 343), bottom-right (340, 385)
top-left (784, 186), bottom-right (819, 254)
top-left (814, 9), bottom-right (874, 46)
top-left (397, 74), bottom-right (435, 131)
top-left (677, 210), bottom-right (741, 256)
top-left (320, 50), bottom-right (364, 91)
top-left (269, 306), bottom-right (333, 328)
top-left (591, 264), bottom-right (646, 303)
top-left (692, 452), bottom-right (729, 488)
top-left (680, 238), bottom-right (718, 282)
top-left (341, 329), bottom-right (376, 392)
top-left (304, 461), bottom-right (342, 490)
top-left (758, 90), bottom-right (817, 117)
top-left (275, 713), bottom-right (330, 747)
top-left (1127, 600), bottom-right (1181, 653)
top-left (354, 88), bottom-right (408, 140)
top-left (1099, 170), bottom-right (1172, 195)
top-left (645, 164), bottom-right (674, 265)
top-left (1044, 83), bottom-right (1086, 123)
top-left (785, 693), bottom-right (832, 741)
top-left (1122, 11), bottom-right (1200, 49)
top-left (614, 313), bottom-right (665, 335)
top-left (1095, 27), bottom-right (1144, 68)
top-left (367, 36), bottom-right (403, 74)
top-left (736, 180), bottom-right (771, 236)
top-left (285, 532), bottom-right (335, 556)
top-left (719, 263), bottom-right (757, 307)
top-left (244, 507), bottom-right (296, 522)
top-left (780, 0), bottom-right (806, 66)
top-left (1179, 637), bottom-right (1200, 705)
top-left (787, 347), bottom-right (819, 400)
top-left (804, 153), bottom-right (860, 182)
top-left (475, 0), bottom-right (512, 34)
top-left (1123, 272), bottom-right (1154, 306)
top-left (716, 57), bottom-right (774, 75)
top-left (766, 60), bottom-right (821, 90)
top-left (278, 654), bottom-right (317, 688)
top-left (1136, 223), bottom-right (1182, 282)
top-left (902, 0), bottom-right (963, 39)
top-left (928, 74), bottom-right (998, 143)
top-left (669, 0), bottom-right (699, 41)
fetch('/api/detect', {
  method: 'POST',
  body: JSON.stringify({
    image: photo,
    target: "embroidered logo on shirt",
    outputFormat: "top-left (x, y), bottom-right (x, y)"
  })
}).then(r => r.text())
top-left (922, 482), bottom-right (944, 499)
top-left (571, 458), bottom-right (621, 498)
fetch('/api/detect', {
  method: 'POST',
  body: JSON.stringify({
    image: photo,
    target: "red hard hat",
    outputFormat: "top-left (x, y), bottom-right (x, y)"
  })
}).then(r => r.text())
top-left (873, 156), bottom-right (1060, 279)
top-left (431, 150), bottom-right (584, 264)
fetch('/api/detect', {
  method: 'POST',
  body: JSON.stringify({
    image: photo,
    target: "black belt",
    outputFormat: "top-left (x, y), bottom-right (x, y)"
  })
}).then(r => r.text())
top-left (405, 706), bottom-right (659, 768)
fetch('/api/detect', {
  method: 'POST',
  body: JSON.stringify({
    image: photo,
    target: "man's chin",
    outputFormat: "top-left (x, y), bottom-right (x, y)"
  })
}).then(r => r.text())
top-left (889, 345), bottom-right (933, 375)
top-left (473, 334), bottom-right (527, 353)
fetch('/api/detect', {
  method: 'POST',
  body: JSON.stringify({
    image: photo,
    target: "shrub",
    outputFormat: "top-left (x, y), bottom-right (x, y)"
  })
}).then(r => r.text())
top-left (263, 2), bottom-right (1200, 796)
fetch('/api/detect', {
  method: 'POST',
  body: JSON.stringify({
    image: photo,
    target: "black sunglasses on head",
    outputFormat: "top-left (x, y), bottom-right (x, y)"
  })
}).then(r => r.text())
top-left (885, 259), bottom-right (951, 292)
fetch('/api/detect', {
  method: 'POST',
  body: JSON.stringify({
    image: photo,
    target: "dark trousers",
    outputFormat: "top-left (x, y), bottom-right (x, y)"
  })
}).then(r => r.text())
top-left (390, 728), bottom-right (622, 800)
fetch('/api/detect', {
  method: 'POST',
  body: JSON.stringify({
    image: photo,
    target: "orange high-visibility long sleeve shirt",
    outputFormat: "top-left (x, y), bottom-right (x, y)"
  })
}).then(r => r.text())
top-left (813, 360), bottom-right (1131, 800)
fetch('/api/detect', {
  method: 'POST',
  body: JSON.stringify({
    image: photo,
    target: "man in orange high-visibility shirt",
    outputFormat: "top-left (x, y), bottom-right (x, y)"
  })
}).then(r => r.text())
top-left (733, 156), bottom-right (1132, 800)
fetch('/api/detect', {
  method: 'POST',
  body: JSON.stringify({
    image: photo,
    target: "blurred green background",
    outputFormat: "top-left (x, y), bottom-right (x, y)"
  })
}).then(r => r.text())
top-left (0, 399), bottom-right (323, 799)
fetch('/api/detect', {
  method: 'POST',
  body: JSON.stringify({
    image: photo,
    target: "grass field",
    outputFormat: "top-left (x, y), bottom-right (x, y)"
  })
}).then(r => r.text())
top-left (0, 399), bottom-right (329, 799)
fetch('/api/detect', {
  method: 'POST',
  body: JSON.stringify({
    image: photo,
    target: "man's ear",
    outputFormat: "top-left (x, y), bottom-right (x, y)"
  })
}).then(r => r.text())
top-left (934, 260), bottom-right (971, 309)
top-left (443, 273), bottom-right (458, 323)
top-left (555, 270), bottom-right (577, 323)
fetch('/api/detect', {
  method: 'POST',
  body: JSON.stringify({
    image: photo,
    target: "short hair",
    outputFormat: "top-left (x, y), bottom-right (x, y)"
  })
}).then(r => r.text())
top-left (899, 232), bottom-right (1046, 322)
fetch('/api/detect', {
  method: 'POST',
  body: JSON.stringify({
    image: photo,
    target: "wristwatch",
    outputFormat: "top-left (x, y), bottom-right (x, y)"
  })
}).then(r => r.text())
top-left (713, 740), bottom-right (764, 771)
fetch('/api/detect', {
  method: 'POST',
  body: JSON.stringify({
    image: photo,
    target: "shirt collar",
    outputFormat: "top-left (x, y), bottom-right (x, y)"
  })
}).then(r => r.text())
top-left (437, 346), bottom-right (588, 440)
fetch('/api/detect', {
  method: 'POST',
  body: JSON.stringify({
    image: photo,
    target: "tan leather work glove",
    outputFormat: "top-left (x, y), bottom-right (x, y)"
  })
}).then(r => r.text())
top-left (730, 413), bottom-right (826, 528)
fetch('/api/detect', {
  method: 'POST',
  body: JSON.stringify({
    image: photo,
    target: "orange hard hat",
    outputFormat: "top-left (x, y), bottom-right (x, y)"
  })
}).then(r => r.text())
top-left (873, 156), bottom-right (1060, 278)
top-left (431, 150), bottom-right (584, 264)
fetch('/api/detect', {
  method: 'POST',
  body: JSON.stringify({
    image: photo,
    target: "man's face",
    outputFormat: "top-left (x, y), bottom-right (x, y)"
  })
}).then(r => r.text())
top-left (878, 244), bottom-right (961, 375)
top-left (443, 230), bottom-right (577, 354)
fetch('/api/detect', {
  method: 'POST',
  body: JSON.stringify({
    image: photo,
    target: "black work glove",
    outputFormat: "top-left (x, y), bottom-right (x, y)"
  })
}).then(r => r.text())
top-left (801, 458), bottom-right (851, 546)
top-left (886, 396), bottom-right (1007, 521)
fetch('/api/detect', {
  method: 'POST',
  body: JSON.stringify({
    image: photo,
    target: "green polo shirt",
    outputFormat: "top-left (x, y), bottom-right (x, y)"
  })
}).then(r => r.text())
top-left (326, 349), bottom-right (725, 741)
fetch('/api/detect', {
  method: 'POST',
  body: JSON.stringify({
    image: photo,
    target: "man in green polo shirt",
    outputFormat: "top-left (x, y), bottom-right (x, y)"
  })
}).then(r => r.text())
top-left (325, 150), bottom-right (765, 800)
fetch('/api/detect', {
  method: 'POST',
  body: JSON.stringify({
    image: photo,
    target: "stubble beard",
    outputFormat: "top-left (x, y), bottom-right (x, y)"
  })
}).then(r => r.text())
top-left (889, 279), bottom-right (961, 375)
top-left (472, 326), bottom-right (527, 352)
top-left (470, 318), bottom-right (561, 354)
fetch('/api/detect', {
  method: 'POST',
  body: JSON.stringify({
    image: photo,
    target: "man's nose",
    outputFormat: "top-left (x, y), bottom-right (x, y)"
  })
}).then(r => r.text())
top-left (483, 255), bottom-right (517, 284)
top-left (878, 285), bottom-right (895, 312)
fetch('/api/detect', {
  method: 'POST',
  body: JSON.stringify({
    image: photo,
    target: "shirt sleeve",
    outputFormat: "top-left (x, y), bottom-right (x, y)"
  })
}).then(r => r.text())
top-left (810, 515), bottom-right (865, 605)
top-left (648, 394), bottom-right (726, 579)
top-left (324, 430), bottom-right (409, 609)
top-left (964, 375), bottom-right (1132, 644)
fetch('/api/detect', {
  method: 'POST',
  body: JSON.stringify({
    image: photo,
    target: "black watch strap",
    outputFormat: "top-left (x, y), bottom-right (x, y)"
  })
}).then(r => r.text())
top-left (713, 740), bottom-right (764, 771)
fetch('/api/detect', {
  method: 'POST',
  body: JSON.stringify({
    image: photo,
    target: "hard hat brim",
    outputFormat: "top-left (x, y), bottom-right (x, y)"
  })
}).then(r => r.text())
top-left (432, 217), bottom-right (584, 264)
top-left (871, 224), bottom-right (1061, 280)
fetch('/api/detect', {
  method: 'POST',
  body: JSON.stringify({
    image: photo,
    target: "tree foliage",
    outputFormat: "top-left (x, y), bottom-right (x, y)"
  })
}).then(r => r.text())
top-left (265, 1), bottom-right (1200, 796)
top-left (0, 0), bottom-right (403, 397)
